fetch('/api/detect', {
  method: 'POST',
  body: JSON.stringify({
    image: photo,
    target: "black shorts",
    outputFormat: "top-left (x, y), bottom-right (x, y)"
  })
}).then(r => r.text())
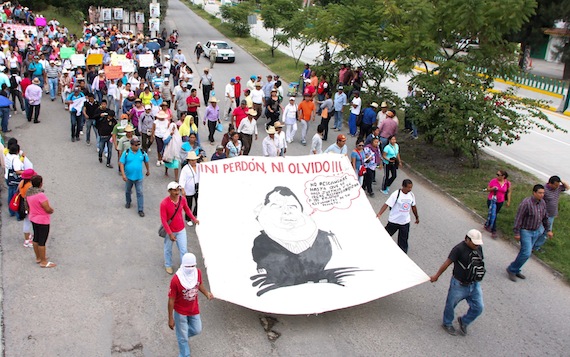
top-left (32, 222), bottom-right (50, 246)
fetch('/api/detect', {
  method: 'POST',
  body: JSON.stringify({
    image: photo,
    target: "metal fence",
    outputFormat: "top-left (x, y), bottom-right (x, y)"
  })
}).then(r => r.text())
top-left (429, 55), bottom-right (568, 96)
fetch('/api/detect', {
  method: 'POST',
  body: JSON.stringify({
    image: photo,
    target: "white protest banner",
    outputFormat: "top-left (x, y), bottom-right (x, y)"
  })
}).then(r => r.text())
top-left (138, 53), bottom-right (154, 68)
top-left (3, 24), bottom-right (38, 39)
top-left (70, 54), bottom-right (86, 67)
top-left (196, 155), bottom-right (429, 315)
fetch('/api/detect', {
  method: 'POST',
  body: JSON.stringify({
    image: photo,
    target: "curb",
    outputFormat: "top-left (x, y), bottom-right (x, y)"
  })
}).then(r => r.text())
top-left (402, 162), bottom-right (566, 282)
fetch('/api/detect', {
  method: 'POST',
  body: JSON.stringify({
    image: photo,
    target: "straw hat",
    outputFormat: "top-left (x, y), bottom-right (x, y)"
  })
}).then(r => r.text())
top-left (209, 97), bottom-right (218, 103)
top-left (247, 109), bottom-right (257, 116)
top-left (266, 126), bottom-right (276, 134)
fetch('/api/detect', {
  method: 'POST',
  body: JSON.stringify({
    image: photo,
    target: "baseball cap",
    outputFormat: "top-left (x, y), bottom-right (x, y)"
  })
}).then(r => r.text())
top-left (144, 104), bottom-right (151, 110)
top-left (467, 229), bottom-right (483, 245)
top-left (167, 181), bottom-right (181, 190)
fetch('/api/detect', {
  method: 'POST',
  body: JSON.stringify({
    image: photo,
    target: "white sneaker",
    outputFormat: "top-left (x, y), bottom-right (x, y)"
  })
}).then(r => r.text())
top-left (156, 160), bottom-right (162, 166)
top-left (187, 221), bottom-right (193, 227)
top-left (80, 131), bottom-right (84, 135)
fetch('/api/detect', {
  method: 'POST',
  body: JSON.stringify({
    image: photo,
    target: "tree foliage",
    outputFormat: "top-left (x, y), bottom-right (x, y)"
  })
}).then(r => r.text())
top-left (220, 1), bottom-right (255, 37)
top-left (301, 0), bottom-right (565, 167)
top-left (260, 0), bottom-right (303, 57)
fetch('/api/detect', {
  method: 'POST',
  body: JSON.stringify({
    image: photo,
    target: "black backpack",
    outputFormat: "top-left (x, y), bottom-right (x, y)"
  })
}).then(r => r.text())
top-left (9, 75), bottom-right (18, 91)
top-left (460, 250), bottom-right (486, 282)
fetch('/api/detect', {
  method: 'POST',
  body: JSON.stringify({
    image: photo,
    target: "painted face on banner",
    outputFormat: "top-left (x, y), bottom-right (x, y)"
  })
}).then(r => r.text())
top-left (257, 192), bottom-right (317, 243)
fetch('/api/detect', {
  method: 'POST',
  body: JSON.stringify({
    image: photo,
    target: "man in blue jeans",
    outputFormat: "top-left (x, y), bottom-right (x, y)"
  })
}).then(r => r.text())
top-left (430, 229), bottom-right (485, 336)
top-left (168, 253), bottom-right (213, 357)
top-left (119, 137), bottom-right (150, 217)
top-left (506, 184), bottom-right (552, 281)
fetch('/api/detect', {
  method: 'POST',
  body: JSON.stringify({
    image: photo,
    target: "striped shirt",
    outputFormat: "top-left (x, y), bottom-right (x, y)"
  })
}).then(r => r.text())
top-left (513, 196), bottom-right (550, 235)
top-left (45, 65), bottom-right (60, 78)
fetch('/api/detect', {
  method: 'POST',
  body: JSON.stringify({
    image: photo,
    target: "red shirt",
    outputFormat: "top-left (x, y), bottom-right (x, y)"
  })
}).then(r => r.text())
top-left (232, 106), bottom-right (248, 128)
top-left (168, 269), bottom-right (202, 316)
top-left (186, 95), bottom-right (200, 114)
top-left (160, 196), bottom-right (195, 235)
top-left (234, 82), bottom-right (241, 99)
top-left (21, 78), bottom-right (32, 98)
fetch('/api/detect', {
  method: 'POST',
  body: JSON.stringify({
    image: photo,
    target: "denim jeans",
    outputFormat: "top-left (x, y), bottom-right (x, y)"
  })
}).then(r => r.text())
top-left (534, 217), bottom-right (554, 251)
top-left (484, 200), bottom-right (504, 233)
top-left (70, 112), bottom-right (83, 138)
top-left (7, 184), bottom-right (19, 217)
top-left (0, 107), bottom-right (10, 131)
top-left (48, 77), bottom-right (58, 100)
top-left (164, 229), bottom-right (188, 268)
top-left (94, 89), bottom-right (103, 103)
top-left (443, 277), bottom-right (484, 327)
top-left (507, 228), bottom-right (542, 274)
top-left (174, 311), bottom-right (202, 357)
top-left (125, 179), bottom-right (144, 212)
top-left (348, 113), bottom-right (357, 136)
top-left (334, 110), bottom-right (343, 130)
top-left (98, 135), bottom-right (112, 164)
top-left (10, 90), bottom-right (25, 111)
top-left (86, 119), bottom-right (99, 143)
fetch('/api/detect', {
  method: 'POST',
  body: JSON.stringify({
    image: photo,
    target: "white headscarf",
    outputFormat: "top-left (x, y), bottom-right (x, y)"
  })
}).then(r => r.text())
top-left (176, 253), bottom-right (198, 289)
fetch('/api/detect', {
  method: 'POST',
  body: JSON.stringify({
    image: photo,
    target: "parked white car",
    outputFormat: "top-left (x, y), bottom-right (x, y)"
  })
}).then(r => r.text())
top-left (203, 40), bottom-right (236, 63)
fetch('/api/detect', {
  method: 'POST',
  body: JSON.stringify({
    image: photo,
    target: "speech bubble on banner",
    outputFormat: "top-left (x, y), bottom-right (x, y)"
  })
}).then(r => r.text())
top-left (104, 66), bottom-right (123, 79)
top-left (60, 47), bottom-right (75, 59)
top-left (304, 174), bottom-right (361, 214)
top-left (86, 54), bottom-right (103, 66)
top-left (70, 54), bottom-right (86, 67)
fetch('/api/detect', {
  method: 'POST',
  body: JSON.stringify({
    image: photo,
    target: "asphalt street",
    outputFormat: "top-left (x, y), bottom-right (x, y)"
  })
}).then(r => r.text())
top-left (0, 1), bottom-right (569, 355)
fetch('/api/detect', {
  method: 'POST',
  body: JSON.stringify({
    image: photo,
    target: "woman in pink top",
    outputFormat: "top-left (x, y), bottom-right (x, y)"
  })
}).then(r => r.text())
top-left (26, 175), bottom-right (56, 268)
top-left (484, 170), bottom-right (512, 238)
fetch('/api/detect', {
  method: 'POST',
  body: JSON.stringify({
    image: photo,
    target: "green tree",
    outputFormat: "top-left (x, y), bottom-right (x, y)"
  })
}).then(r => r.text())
top-left (220, 1), bottom-right (255, 37)
top-left (260, 0), bottom-right (303, 57)
top-left (410, 0), bottom-right (566, 167)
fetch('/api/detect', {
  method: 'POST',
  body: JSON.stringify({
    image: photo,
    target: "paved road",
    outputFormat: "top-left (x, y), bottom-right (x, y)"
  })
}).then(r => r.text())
top-left (1, 1), bottom-right (570, 356)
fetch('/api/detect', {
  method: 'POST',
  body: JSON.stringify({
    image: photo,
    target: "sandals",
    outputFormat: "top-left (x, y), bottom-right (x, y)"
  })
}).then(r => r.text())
top-left (40, 262), bottom-right (57, 268)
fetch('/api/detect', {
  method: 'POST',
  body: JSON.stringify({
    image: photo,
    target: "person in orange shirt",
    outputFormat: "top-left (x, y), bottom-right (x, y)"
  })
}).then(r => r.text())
top-left (297, 93), bottom-right (315, 146)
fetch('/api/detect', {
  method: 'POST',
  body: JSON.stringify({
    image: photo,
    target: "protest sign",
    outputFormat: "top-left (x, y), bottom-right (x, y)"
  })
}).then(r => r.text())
top-left (35, 17), bottom-right (47, 27)
top-left (70, 54), bottom-right (86, 67)
top-left (105, 66), bottom-right (123, 79)
top-left (110, 53), bottom-right (126, 66)
top-left (86, 54), bottom-right (103, 66)
top-left (196, 155), bottom-right (429, 315)
top-left (138, 54), bottom-right (154, 68)
top-left (120, 60), bottom-right (135, 73)
top-left (60, 47), bottom-right (75, 59)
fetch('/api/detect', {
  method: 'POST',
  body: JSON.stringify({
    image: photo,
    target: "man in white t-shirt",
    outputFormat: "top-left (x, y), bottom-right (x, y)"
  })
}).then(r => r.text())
top-left (224, 78), bottom-right (236, 121)
top-left (311, 124), bottom-right (324, 154)
top-left (376, 179), bottom-right (419, 254)
top-left (348, 91), bottom-right (362, 136)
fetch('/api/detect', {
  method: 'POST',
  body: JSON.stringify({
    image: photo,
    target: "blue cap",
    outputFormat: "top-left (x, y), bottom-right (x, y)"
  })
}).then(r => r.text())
top-left (230, 78), bottom-right (236, 83)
